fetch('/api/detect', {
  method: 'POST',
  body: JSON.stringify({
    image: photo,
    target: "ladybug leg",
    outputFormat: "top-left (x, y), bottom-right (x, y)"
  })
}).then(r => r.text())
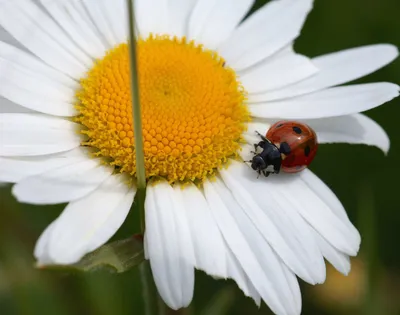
top-left (273, 161), bottom-right (281, 174)
top-left (262, 170), bottom-right (270, 178)
top-left (253, 143), bottom-right (259, 152)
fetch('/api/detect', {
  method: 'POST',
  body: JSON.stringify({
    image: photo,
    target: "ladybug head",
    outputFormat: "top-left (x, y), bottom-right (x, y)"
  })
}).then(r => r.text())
top-left (251, 155), bottom-right (266, 171)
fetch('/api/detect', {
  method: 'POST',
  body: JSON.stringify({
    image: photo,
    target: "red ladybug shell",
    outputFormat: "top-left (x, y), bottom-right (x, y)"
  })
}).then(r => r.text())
top-left (266, 121), bottom-right (318, 173)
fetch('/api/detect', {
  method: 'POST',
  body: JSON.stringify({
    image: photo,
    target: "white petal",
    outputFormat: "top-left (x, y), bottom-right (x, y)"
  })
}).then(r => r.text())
top-left (212, 178), bottom-right (301, 314)
top-left (97, 0), bottom-right (128, 45)
top-left (220, 161), bottom-right (326, 284)
top-left (219, 0), bottom-right (313, 70)
top-left (299, 170), bottom-right (357, 273)
top-left (167, 0), bottom-right (197, 38)
top-left (0, 41), bottom-right (78, 89)
top-left (0, 114), bottom-right (81, 156)
top-left (0, 2), bottom-right (88, 78)
top-left (14, 0), bottom-right (93, 66)
top-left (302, 114), bottom-right (390, 154)
top-left (13, 158), bottom-right (113, 205)
top-left (68, 0), bottom-right (96, 26)
top-left (143, 233), bottom-right (150, 260)
top-left (34, 221), bottom-right (57, 265)
top-left (268, 172), bottom-right (360, 256)
top-left (179, 183), bottom-right (227, 277)
top-left (56, 0), bottom-right (106, 46)
top-left (312, 229), bottom-right (351, 275)
top-left (0, 148), bottom-right (85, 183)
top-left (258, 44), bottom-right (399, 102)
top-left (0, 58), bottom-right (76, 116)
top-left (187, 0), bottom-right (218, 40)
top-left (0, 98), bottom-right (33, 114)
top-left (145, 180), bottom-right (195, 310)
top-left (172, 185), bottom-right (200, 304)
top-left (35, 174), bottom-right (135, 265)
top-left (299, 169), bottom-right (358, 231)
top-left (0, 84), bottom-right (74, 117)
top-left (249, 83), bottom-right (399, 119)
top-left (243, 121), bottom-right (271, 145)
top-left (241, 52), bottom-right (318, 94)
top-left (238, 143), bottom-right (256, 164)
top-left (179, 183), bottom-right (262, 306)
top-left (0, 58), bottom-right (75, 102)
top-left (240, 53), bottom-right (318, 94)
top-left (190, 0), bottom-right (254, 49)
top-left (39, 0), bottom-right (108, 59)
top-left (0, 19), bottom-right (20, 46)
top-left (80, 0), bottom-right (120, 48)
top-left (203, 180), bottom-right (289, 315)
top-left (282, 266), bottom-right (302, 314)
top-left (225, 246), bottom-right (261, 307)
top-left (135, 0), bottom-right (168, 39)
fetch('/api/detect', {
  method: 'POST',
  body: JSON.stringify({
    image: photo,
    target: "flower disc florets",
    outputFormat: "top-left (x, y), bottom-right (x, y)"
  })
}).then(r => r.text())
top-left (76, 35), bottom-right (249, 183)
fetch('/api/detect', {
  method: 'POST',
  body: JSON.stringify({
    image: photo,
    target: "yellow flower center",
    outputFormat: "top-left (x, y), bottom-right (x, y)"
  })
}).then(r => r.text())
top-left (76, 36), bottom-right (249, 183)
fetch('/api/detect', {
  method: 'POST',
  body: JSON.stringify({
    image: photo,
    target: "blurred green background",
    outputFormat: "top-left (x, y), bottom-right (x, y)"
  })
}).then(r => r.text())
top-left (1, 0), bottom-right (399, 314)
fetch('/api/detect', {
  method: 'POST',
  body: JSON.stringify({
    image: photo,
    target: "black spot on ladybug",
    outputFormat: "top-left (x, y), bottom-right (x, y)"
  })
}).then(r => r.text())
top-left (292, 126), bottom-right (302, 134)
top-left (304, 145), bottom-right (311, 157)
top-left (280, 142), bottom-right (291, 155)
top-left (276, 123), bottom-right (283, 128)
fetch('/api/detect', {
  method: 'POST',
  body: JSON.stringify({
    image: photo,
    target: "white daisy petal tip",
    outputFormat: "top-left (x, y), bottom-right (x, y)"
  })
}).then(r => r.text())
top-left (203, 179), bottom-right (294, 315)
top-left (385, 43), bottom-right (398, 58)
top-left (304, 114), bottom-right (391, 155)
top-left (219, 0), bottom-right (314, 70)
top-left (145, 179), bottom-right (195, 310)
top-left (224, 160), bottom-right (361, 280)
top-left (249, 82), bottom-right (399, 120)
top-left (33, 174), bottom-right (136, 266)
top-left (298, 169), bottom-right (362, 257)
top-left (252, 43), bottom-right (399, 102)
top-left (376, 44), bottom-right (399, 63)
top-left (220, 161), bottom-right (327, 284)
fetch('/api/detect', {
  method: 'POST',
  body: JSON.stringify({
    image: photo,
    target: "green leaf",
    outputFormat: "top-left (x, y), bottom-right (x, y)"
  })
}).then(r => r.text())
top-left (37, 236), bottom-right (145, 273)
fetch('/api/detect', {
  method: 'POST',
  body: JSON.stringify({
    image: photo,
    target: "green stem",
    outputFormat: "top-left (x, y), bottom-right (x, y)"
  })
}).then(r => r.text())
top-left (139, 261), bottom-right (158, 315)
top-left (126, 2), bottom-right (156, 315)
top-left (157, 294), bottom-right (167, 315)
top-left (127, 0), bottom-right (146, 231)
top-left (127, 0), bottom-right (146, 191)
top-left (136, 188), bottom-right (147, 232)
top-left (359, 181), bottom-right (382, 315)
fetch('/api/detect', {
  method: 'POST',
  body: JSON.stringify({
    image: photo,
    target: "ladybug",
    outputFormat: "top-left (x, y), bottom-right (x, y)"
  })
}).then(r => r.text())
top-left (250, 121), bottom-right (318, 177)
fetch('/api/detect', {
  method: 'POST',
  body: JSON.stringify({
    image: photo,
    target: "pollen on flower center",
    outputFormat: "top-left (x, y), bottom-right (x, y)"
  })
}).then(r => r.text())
top-left (76, 35), bottom-right (249, 183)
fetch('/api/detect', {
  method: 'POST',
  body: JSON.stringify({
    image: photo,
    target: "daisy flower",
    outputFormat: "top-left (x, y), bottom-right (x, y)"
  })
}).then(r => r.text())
top-left (0, 0), bottom-right (398, 314)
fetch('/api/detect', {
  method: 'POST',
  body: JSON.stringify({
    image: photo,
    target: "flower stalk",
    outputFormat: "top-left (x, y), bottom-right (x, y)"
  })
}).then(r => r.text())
top-left (127, 0), bottom-right (146, 231)
top-left (126, 2), bottom-right (156, 315)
